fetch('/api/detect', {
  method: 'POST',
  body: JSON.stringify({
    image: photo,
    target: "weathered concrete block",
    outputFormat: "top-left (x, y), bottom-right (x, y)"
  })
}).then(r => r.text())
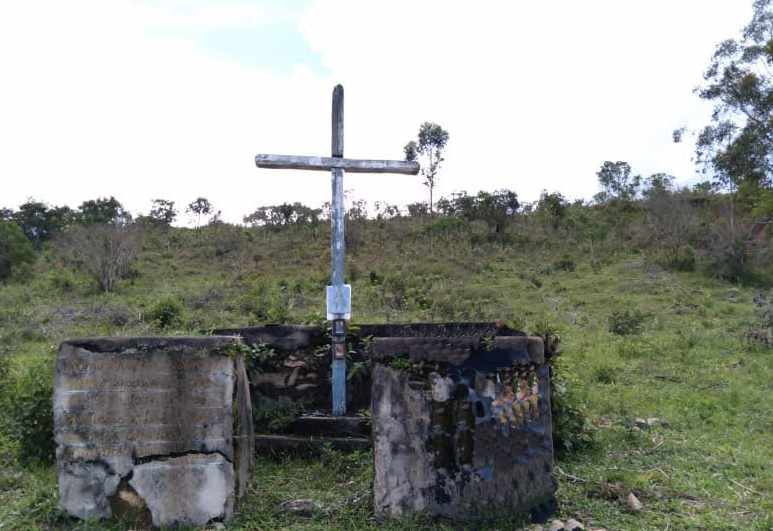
top-left (372, 333), bottom-right (556, 521)
top-left (54, 336), bottom-right (253, 526)
top-left (130, 454), bottom-right (234, 527)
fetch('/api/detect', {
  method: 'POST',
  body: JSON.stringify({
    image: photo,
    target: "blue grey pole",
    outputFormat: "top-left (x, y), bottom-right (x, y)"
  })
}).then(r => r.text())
top-left (330, 84), bottom-right (347, 416)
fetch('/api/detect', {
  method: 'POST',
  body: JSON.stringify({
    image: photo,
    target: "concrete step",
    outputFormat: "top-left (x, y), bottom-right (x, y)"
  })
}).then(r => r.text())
top-left (287, 415), bottom-right (371, 438)
top-left (255, 434), bottom-right (371, 453)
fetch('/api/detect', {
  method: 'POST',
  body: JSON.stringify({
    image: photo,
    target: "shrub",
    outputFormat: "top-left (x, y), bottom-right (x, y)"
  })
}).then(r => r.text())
top-left (608, 309), bottom-right (646, 336)
top-left (422, 216), bottom-right (468, 237)
top-left (747, 291), bottom-right (773, 348)
top-left (704, 225), bottom-right (748, 282)
top-left (48, 268), bottom-right (78, 292)
top-left (550, 358), bottom-right (595, 456)
top-left (552, 256), bottom-right (576, 273)
top-left (243, 282), bottom-right (290, 324)
top-left (252, 395), bottom-right (302, 433)
top-left (0, 220), bottom-right (36, 282)
top-left (147, 298), bottom-right (184, 329)
top-left (0, 354), bottom-right (55, 464)
top-left (662, 245), bottom-right (696, 272)
top-left (592, 364), bottom-right (618, 384)
top-left (54, 223), bottom-right (141, 293)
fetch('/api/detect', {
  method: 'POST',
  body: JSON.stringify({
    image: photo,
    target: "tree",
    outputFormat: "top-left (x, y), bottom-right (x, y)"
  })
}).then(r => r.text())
top-left (404, 122), bottom-right (449, 214)
top-left (406, 202), bottom-right (429, 217)
top-left (596, 161), bottom-right (641, 201)
top-left (681, 0), bottom-right (772, 209)
top-left (187, 197), bottom-right (212, 229)
top-left (243, 203), bottom-right (322, 229)
top-left (55, 224), bottom-right (140, 293)
top-left (643, 173), bottom-right (676, 199)
top-left (78, 196), bottom-right (130, 225)
top-left (536, 191), bottom-right (569, 229)
top-left (148, 199), bottom-right (177, 226)
top-left (13, 200), bottom-right (74, 246)
top-left (0, 220), bottom-right (36, 282)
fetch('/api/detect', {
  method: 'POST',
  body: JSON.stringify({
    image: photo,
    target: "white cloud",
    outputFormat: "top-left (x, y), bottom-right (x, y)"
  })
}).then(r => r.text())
top-left (0, 0), bottom-right (752, 223)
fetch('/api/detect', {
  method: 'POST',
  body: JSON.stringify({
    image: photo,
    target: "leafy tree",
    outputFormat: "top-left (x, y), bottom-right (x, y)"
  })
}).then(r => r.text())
top-left (596, 161), bottom-right (641, 201)
top-left (643, 173), bottom-right (676, 199)
top-left (692, 180), bottom-right (718, 195)
top-left (0, 207), bottom-right (13, 221)
top-left (0, 220), bottom-right (36, 281)
top-left (13, 201), bottom-right (74, 246)
top-left (406, 202), bottom-right (429, 218)
top-left (404, 122), bottom-right (449, 214)
top-left (374, 202), bottom-right (400, 220)
top-left (536, 191), bottom-right (569, 229)
top-left (78, 196), bottom-right (130, 225)
top-left (148, 199), bottom-right (177, 226)
top-left (243, 203), bottom-right (322, 229)
top-left (688, 0), bottom-right (773, 195)
top-left (187, 197), bottom-right (212, 229)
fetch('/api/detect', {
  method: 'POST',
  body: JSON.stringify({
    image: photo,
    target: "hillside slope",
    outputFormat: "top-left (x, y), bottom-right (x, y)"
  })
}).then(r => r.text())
top-left (0, 220), bottom-right (771, 530)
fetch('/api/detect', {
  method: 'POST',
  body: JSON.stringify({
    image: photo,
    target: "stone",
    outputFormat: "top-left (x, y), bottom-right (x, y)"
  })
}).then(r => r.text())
top-left (565, 518), bottom-right (585, 530)
top-left (54, 336), bottom-right (253, 526)
top-left (371, 333), bottom-right (555, 521)
top-left (549, 520), bottom-right (565, 531)
top-left (130, 454), bottom-right (234, 528)
top-left (627, 492), bottom-right (643, 512)
top-left (279, 499), bottom-right (322, 516)
top-left (634, 417), bottom-right (664, 429)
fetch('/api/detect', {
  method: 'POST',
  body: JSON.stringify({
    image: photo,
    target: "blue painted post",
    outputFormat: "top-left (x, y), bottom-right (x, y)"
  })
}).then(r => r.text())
top-left (330, 85), bottom-right (347, 416)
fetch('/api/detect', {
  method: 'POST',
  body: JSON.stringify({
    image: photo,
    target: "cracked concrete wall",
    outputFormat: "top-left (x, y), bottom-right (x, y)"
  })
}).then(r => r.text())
top-left (54, 336), bottom-right (252, 527)
top-left (372, 335), bottom-right (557, 521)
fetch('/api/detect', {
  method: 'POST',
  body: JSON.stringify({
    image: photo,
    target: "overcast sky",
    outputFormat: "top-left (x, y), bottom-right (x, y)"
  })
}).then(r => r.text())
top-left (0, 0), bottom-right (753, 223)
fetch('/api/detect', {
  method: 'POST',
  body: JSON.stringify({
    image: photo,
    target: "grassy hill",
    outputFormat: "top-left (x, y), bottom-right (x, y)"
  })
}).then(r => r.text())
top-left (0, 209), bottom-right (771, 530)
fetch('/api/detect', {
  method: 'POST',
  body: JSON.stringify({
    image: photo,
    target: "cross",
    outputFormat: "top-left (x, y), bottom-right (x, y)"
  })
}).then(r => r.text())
top-left (255, 84), bottom-right (419, 416)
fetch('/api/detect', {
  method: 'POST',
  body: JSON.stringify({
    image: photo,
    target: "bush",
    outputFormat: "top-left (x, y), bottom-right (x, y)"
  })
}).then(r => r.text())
top-left (0, 354), bottom-right (55, 465)
top-left (0, 220), bottom-right (36, 282)
top-left (660, 245), bottom-right (696, 272)
top-left (704, 225), bottom-right (748, 282)
top-left (243, 282), bottom-right (290, 324)
top-left (608, 309), bottom-right (646, 336)
top-left (48, 268), bottom-right (78, 292)
top-left (592, 364), bottom-right (618, 384)
top-left (252, 395), bottom-right (302, 433)
top-left (550, 358), bottom-right (595, 456)
top-left (147, 298), bottom-right (184, 329)
top-left (54, 223), bottom-right (141, 293)
top-left (422, 216), bottom-right (468, 237)
top-left (552, 256), bottom-right (576, 273)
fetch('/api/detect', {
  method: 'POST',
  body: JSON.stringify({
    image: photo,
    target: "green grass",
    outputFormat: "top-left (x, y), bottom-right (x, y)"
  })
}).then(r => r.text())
top-left (1, 221), bottom-right (771, 529)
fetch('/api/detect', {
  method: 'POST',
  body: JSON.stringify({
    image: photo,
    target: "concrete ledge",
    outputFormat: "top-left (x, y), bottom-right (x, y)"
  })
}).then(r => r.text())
top-left (371, 335), bottom-right (544, 366)
top-left (60, 336), bottom-right (240, 354)
top-left (212, 325), bottom-right (326, 351)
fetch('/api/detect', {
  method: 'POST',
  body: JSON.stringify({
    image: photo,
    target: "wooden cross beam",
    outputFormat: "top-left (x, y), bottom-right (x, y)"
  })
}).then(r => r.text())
top-left (254, 84), bottom-right (418, 416)
top-left (255, 155), bottom-right (418, 174)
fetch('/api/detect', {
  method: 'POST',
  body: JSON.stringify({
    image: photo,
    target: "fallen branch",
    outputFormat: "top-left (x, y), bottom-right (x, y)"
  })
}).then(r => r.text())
top-left (556, 466), bottom-right (588, 483)
top-left (729, 478), bottom-right (762, 496)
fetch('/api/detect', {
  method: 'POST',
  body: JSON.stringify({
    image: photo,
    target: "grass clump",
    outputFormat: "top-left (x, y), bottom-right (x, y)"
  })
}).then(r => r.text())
top-left (608, 309), bottom-right (646, 336)
top-left (0, 353), bottom-right (55, 465)
top-left (146, 297), bottom-right (184, 329)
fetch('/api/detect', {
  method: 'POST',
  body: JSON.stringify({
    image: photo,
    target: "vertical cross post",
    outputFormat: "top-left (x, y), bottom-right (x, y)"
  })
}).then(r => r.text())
top-left (330, 85), bottom-right (347, 416)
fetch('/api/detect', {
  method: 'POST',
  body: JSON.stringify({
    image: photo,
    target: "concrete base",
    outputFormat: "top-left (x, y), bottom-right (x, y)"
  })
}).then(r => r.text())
top-left (371, 333), bottom-right (556, 521)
